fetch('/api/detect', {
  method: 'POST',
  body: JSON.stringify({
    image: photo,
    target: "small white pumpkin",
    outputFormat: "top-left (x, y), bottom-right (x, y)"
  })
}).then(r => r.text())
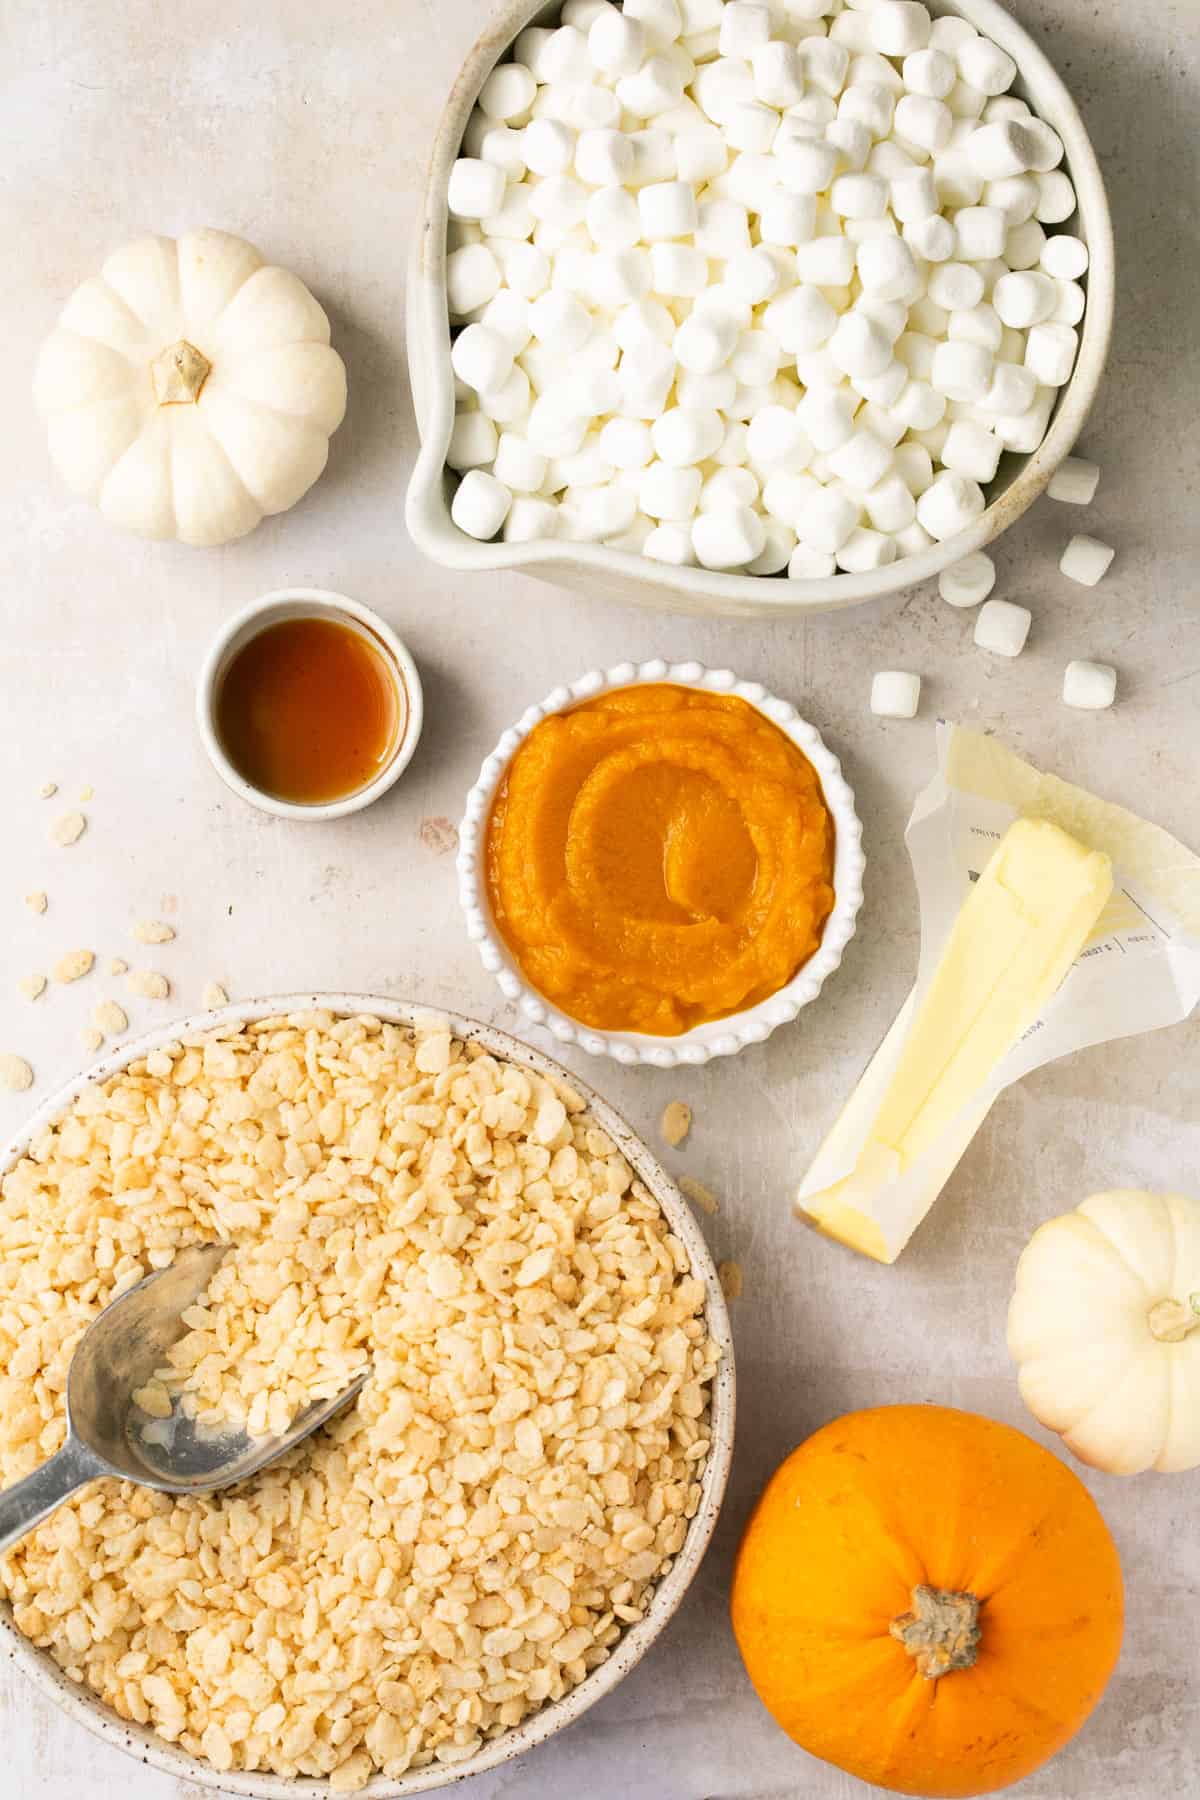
top-left (33, 229), bottom-right (347, 547)
top-left (1008, 1189), bottom-right (1200, 1475)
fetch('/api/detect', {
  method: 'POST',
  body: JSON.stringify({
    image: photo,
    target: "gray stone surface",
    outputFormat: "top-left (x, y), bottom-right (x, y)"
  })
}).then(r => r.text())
top-left (1, 0), bottom-right (1198, 1795)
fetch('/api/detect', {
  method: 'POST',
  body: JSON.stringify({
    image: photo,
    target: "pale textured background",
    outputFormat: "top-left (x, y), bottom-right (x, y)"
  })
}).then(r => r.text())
top-left (2, 0), bottom-right (1199, 1795)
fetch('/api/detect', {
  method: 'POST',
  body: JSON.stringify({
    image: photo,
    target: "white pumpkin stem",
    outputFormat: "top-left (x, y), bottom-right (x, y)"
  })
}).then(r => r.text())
top-left (1147, 1293), bottom-right (1200, 1343)
top-left (151, 340), bottom-right (212, 405)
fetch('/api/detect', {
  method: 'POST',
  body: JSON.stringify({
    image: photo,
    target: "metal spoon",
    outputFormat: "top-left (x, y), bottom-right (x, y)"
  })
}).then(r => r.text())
top-left (0, 1244), bottom-right (369, 1556)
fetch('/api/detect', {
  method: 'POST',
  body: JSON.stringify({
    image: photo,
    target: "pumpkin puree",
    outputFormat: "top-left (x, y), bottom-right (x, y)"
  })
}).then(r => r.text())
top-left (485, 685), bottom-right (835, 1035)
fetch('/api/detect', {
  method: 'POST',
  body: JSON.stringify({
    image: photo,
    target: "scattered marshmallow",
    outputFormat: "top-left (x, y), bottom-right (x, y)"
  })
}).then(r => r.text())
top-left (1060, 534), bottom-right (1115, 587)
top-left (975, 597), bottom-right (1032, 656)
top-left (1063, 660), bottom-right (1117, 711)
top-left (938, 550), bottom-right (995, 607)
top-left (1047, 456), bottom-right (1101, 505)
top-left (870, 669), bottom-right (922, 718)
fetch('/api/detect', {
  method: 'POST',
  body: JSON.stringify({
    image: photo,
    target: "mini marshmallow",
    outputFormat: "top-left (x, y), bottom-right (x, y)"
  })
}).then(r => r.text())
top-left (492, 432), bottom-right (548, 493)
top-left (870, 669), bottom-right (922, 717)
top-left (447, 158), bottom-right (507, 221)
top-left (451, 468), bottom-right (512, 539)
top-left (854, 52), bottom-right (907, 99)
top-left (946, 79), bottom-right (987, 121)
top-left (561, 365), bottom-right (620, 416)
top-left (890, 166), bottom-right (939, 221)
top-left (938, 549), bottom-right (996, 607)
top-left (586, 185), bottom-right (642, 249)
top-left (892, 376), bottom-right (945, 430)
top-left (930, 338), bottom-right (993, 401)
top-left (1051, 280), bottom-right (1086, 326)
top-left (856, 360), bottom-right (909, 408)
top-left (1004, 217), bottom-right (1048, 270)
top-left (1039, 233), bottom-right (1089, 280)
top-left (993, 268), bottom-right (1057, 329)
top-left (902, 46), bottom-right (956, 97)
top-left (793, 236), bottom-right (858, 287)
top-left (725, 100), bottom-right (782, 154)
top-left (503, 496), bottom-right (560, 542)
top-left (1047, 455), bottom-right (1101, 505)
top-left (638, 179), bottom-right (699, 238)
top-left (838, 526), bottom-right (898, 571)
top-left (692, 503), bottom-right (767, 568)
top-left (788, 544), bottom-right (838, 579)
top-left (561, 480), bottom-right (639, 540)
top-left (870, 1), bottom-right (931, 56)
top-left (1063, 660), bottom-right (1117, 711)
top-left (830, 172), bottom-right (890, 219)
top-left (694, 198), bottom-right (752, 258)
top-left (590, 247), bottom-right (653, 306)
top-left (761, 284), bottom-right (836, 352)
top-left (692, 56), bottom-right (756, 125)
top-left (513, 25), bottom-right (554, 74)
top-left (674, 309), bottom-right (738, 373)
top-left (1036, 170), bottom-right (1077, 224)
top-left (993, 388), bottom-right (1054, 453)
top-left (478, 289), bottom-right (532, 356)
top-left (916, 469), bottom-right (986, 539)
top-left (598, 417), bottom-right (655, 470)
top-left (540, 23), bottom-right (594, 84)
top-left (730, 329), bottom-right (782, 385)
top-left (894, 441), bottom-right (935, 494)
top-left (526, 396), bottom-right (590, 457)
top-left (856, 236), bottom-right (921, 301)
top-left (528, 174), bottom-right (589, 228)
top-left (477, 126), bottom-right (527, 178)
top-left (575, 127), bottom-right (635, 186)
top-left (941, 418), bottom-right (1003, 483)
top-left (948, 302), bottom-right (1003, 351)
top-left (617, 54), bottom-right (686, 118)
top-left (952, 203), bottom-right (1007, 260)
top-left (617, 338), bottom-right (676, 415)
top-left (838, 82), bottom-right (895, 139)
top-left (894, 92), bottom-right (953, 154)
top-left (478, 63), bottom-right (537, 123)
top-left (929, 15), bottom-right (977, 52)
top-left (986, 174), bottom-right (1040, 225)
top-left (826, 117), bottom-right (873, 174)
top-left (587, 7), bottom-right (646, 75)
top-left (904, 212), bottom-right (957, 261)
top-left (801, 36), bottom-right (851, 98)
top-left (762, 471), bottom-right (820, 526)
top-left (965, 119), bottom-right (1039, 180)
top-left (652, 406), bottom-right (724, 466)
top-left (795, 486), bottom-right (861, 553)
top-left (829, 9), bottom-right (877, 53)
top-left (650, 242), bottom-right (709, 296)
top-left (746, 404), bottom-right (813, 471)
top-left (775, 138), bottom-right (840, 194)
top-left (528, 289), bottom-right (592, 351)
top-left (1060, 534), bottom-right (1115, 587)
top-left (956, 35), bottom-right (1016, 96)
top-left (859, 399), bottom-right (906, 448)
top-left (828, 427), bottom-right (894, 491)
top-left (1024, 321), bottom-right (1078, 387)
top-left (927, 260), bottom-right (985, 312)
top-left (863, 471), bottom-right (917, 531)
top-left (446, 242), bottom-right (502, 316)
top-left (718, 1), bottom-right (770, 60)
top-left (796, 385), bottom-right (857, 452)
top-left (747, 519), bottom-right (797, 574)
top-left (726, 245), bottom-right (785, 305)
top-left (451, 322), bottom-right (514, 393)
top-left (676, 366), bottom-right (737, 409)
top-left (480, 187), bottom-right (537, 241)
top-left (643, 521), bottom-right (696, 564)
top-left (675, 128), bottom-right (729, 183)
top-left (829, 312), bottom-right (893, 379)
top-left (640, 460), bottom-right (704, 519)
top-left (974, 597), bottom-right (1032, 656)
top-left (751, 40), bottom-right (805, 107)
top-left (624, 0), bottom-right (684, 47)
top-left (446, 410), bottom-right (499, 473)
top-left (715, 420), bottom-right (751, 465)
top-left (978, 361), bottom-right (1037, 415)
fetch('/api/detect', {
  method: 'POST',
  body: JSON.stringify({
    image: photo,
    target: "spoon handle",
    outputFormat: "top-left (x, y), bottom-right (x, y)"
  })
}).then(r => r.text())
top-left (0, 1437), bottom-right (104, 1556)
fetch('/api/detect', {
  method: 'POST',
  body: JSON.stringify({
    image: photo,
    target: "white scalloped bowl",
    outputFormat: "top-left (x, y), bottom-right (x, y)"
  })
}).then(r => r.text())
top-left (458, 661), bottom-right (865, 1067)
top-left (405, 0), bottom-right (1114, 619)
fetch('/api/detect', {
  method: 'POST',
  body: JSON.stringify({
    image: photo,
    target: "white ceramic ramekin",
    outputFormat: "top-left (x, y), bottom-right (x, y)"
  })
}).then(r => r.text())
top-left (405, 0), bottom-right (1114, 619)
top-left (458, 661), bottom-right (865, 1066)
top-left (0, 993), bottom-right (735, 1798)
top-left (195, 589), bottom-right (424, 819)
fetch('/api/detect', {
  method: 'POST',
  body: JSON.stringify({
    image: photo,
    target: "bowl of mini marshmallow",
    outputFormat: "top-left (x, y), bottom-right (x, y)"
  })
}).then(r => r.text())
top-left (406, 0), bottom-right (1113, 617)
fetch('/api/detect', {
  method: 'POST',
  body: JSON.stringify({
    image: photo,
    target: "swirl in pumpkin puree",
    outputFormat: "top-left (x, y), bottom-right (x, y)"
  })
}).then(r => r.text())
top-left (485, 685), bottom-right (835, 1035)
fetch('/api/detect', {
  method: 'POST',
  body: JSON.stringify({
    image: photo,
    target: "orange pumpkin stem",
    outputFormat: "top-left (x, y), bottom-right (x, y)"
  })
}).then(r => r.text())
top-left (890, 1584), bottom-right (982, 1679)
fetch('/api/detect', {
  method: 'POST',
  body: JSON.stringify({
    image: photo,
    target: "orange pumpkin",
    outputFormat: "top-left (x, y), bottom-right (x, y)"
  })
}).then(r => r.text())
top-left (730, 1405), bottom-right (1123, 1797)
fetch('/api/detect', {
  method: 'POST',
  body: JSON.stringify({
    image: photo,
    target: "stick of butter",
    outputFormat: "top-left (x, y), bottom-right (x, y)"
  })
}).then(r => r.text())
top-left (798, 819), bottom-right (1112, 1263)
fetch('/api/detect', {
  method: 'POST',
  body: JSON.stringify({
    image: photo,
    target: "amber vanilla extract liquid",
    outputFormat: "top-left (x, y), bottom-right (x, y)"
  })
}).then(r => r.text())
top-left (215, 616), bottom-right (404, 805)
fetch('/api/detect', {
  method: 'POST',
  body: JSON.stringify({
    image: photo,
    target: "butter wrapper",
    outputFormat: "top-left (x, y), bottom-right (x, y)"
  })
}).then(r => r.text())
top-left (796, 724), bottom-right (1200, 1263)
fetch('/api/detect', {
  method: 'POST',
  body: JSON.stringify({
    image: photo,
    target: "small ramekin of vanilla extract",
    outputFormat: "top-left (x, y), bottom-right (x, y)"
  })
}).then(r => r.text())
top-left (197, 590), bottom-right (423, 819)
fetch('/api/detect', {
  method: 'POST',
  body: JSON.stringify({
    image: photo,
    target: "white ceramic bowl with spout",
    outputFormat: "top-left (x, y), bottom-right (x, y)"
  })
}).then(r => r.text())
top-left (405, 0), bottom-right (1114, 618)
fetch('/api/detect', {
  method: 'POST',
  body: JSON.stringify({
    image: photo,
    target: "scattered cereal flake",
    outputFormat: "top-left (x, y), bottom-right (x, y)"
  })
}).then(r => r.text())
top-left (0, 1053), bottom-right (34, 1092)
top-left (202, 982), bottom-right (229, 1010)
top-left (18, 974), bottom-right (47, 1002)
top-left (94, 1000), bottom-right (128, 1035)
top-left (53, 949), bottom-right (95, 984)
top-left (660, 1100), bottom-right (692, 1148)
top-left (133, 919), bottom-right (175, 944)
top-left (718, 1259), bottom-right (743, 1302)
top-left (128, 969), bottom-right (170, 1000)
top-left (81, 1027), bottom-right (104, 1053)
top-left (39, 781), bottom-right (57, 799)
top-left (679, 1175), bottom-right (719, 1216)
top-left (25, 891), bottom-right (47, 915)
top-left (109, 957), bottom-right (128, 976)
top-left (79, 785), bottom-right (94, 802)
top-left (131, 1380), bottom-right (173, 1420)
top-left (50, 810), bottom-right (87, 847)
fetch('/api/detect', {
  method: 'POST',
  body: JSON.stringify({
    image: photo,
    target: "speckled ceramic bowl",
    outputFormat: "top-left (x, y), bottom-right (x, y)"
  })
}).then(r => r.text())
top-left (459, 661), bottom-right (865, 1066)
top-left (0, 994), bottom-right (735, 1797)
top-left (405, 0), bottom-right (1114, 617)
